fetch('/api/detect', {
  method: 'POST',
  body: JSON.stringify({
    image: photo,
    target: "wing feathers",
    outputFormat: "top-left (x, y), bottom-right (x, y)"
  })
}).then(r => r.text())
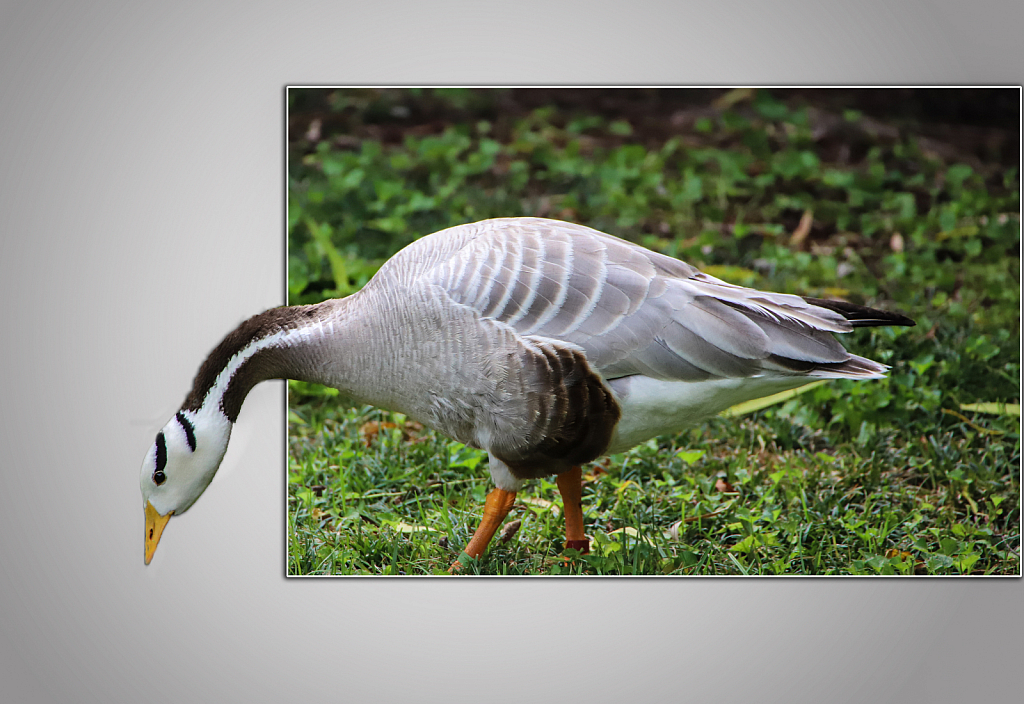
top-left (418, 218), bottom-right (910, 385)
top-left (678, 296), bottom-right (770, 359)
top-left (661, 322), bottom-right (762, 378)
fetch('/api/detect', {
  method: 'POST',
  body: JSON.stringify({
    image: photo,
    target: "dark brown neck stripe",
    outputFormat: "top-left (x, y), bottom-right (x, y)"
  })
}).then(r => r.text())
top-left (220, 346), bottom-right (290, 422)
top-left (182, 305), bottom-right (323, 418)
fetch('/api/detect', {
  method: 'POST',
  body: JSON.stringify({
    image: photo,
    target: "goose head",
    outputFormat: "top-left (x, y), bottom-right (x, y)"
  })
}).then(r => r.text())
top-left (137, 302), bottom-right (323, 565)
top-left (140, 409), bottom-right (231, 563)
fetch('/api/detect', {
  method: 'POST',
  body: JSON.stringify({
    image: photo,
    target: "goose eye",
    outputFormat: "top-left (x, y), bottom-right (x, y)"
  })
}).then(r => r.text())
top-left (153, 470), bottom-right (166, 485)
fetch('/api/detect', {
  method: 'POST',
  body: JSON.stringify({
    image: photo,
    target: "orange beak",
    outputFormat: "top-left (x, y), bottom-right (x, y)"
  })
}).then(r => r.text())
top-left (144, 501), bottom-right (173, 565)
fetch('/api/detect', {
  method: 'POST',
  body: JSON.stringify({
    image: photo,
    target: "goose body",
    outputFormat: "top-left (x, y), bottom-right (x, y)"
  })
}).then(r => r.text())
top-left (140, 217), bottom-right (913, 565)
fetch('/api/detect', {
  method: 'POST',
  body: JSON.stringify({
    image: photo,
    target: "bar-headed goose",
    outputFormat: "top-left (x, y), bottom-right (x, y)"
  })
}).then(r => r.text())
top-left (140, 217), bottom-right (913, 567)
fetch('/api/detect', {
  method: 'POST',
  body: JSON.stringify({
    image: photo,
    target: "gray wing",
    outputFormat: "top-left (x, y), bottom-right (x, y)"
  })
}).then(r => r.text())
top-left (416, 217), bottom-right (881, 382)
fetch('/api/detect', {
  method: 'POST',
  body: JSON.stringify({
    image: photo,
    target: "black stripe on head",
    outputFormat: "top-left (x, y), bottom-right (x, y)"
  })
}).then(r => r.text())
top-left (175, 411), bottom-right (197, 452)
top-left (154, 432), bottom-right (167, 485)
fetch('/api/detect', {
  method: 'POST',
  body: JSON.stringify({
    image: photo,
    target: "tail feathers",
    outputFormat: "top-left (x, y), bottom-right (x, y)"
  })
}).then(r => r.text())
top-left (802, 297), bottom-right (916, 328)
top-left (766, 353), bottom-right (888, 379)
top-left (765, 298), bottom-right (911, 379)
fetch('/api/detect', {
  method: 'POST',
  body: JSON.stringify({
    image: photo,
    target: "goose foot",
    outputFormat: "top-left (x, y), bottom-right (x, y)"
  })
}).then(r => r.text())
top-left (557, 466), bottom-right (590, 554)
top-left (449, 487), bottom-right (516, 573)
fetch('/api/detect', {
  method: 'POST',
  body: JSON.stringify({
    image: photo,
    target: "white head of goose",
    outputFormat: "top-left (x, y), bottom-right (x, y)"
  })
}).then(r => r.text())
top-left (140, 217), bottom-right (914, 567)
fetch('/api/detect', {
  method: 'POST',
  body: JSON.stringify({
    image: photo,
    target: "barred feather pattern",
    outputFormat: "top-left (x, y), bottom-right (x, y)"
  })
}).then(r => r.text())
top-left (384, 218), bottom-right (877, 382)
top-left (296, 218), bottom-right (907, 486)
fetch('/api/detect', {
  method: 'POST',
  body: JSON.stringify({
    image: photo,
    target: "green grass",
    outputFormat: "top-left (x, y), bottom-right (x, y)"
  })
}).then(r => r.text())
top-left (288, 390), bottom-right (1018, 576)
top-left (286, 88), bottom-right (1019, 576)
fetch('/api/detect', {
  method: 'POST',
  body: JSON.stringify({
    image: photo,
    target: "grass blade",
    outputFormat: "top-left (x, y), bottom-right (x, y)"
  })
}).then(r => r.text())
top-left (959, 402), bottom-right (1021, 417)
top-left (720, 381), bottom-right (828, 418)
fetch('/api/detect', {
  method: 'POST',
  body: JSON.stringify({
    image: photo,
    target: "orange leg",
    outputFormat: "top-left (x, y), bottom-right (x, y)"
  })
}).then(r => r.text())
top-left (557, 465), bottom-right (589, 554)
top-left (450, 487), bottom-right (516, 571)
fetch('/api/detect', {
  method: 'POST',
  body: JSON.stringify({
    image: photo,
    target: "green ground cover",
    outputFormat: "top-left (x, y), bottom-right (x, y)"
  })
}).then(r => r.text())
top-left (286, 88), bottom-right (1019, 575)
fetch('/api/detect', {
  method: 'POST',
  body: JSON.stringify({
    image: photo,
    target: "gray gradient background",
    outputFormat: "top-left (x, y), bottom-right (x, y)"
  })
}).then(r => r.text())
top-left (1, 2), bottom-right (1020, 702)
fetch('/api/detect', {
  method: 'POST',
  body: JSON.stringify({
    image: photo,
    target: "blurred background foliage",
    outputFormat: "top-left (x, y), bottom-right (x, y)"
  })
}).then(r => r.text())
top-left (286, 88), bottom-right (1019, 575)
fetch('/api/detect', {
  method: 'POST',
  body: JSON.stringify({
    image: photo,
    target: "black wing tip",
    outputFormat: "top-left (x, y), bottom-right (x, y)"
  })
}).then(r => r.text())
top-left (802, 297), bottom-right (916, 328)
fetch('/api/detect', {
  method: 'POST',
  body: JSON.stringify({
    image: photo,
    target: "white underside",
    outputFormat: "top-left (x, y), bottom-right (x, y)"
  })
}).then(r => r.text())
top-left (487, 456), bottom-right (526, 493)
top-left (483, 372), bottom-right (827, 489)
top-left (605, 373), bottom-right (819, 454)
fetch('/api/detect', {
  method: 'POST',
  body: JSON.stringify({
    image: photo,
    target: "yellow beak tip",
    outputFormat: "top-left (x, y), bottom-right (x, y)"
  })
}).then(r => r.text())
top-left (144, 502), bottom-right (173, 565)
